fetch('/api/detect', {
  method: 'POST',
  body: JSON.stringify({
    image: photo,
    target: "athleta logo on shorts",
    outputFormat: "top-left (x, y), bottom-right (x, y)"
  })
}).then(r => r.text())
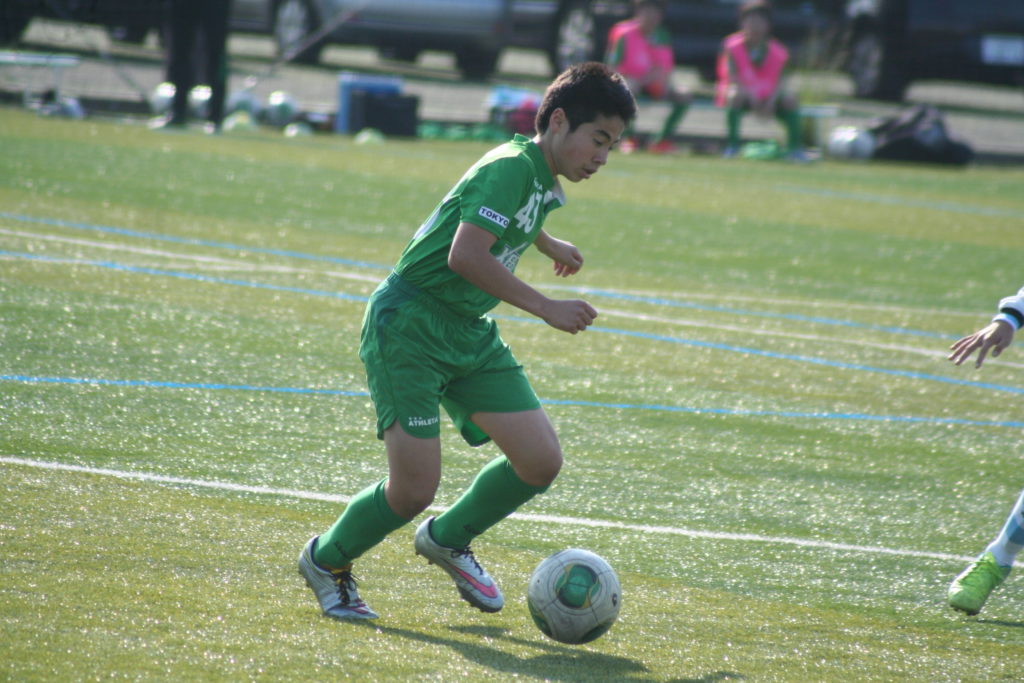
top-left (408, 416), bottom-right (440, 428)
top-left (478, 206), bottom-right (510, 229)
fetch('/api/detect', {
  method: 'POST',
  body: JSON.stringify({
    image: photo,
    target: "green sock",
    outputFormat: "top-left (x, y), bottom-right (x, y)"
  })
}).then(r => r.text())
top-left (430, 456), bottom-right (549, 549)
top-left (777, 108), bottom-right (802, 151)
top-left (726, 108), bottom-right (743, 148)
top-left (655, 103), bottom-right (687, 143)
top-left (313, 478), bottom-right (408, 569)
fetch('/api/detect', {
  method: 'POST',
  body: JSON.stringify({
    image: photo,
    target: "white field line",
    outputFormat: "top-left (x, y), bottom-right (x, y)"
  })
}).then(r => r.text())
top-left (2, 455), bottom-right (996, 567)
top-left (0, 228), bottom-right (381, 283)
top-left (5, 223), bottom-right (981, 319)
top-left (597, 306), bottom-right (1024, 371)
top-left (5, 228), bottom-right (1021, 369)
top-left (544, 283), bottom-right (983, 318)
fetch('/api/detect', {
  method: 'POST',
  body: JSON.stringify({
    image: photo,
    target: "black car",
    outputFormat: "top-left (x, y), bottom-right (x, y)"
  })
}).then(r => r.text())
top-left (842, 0), bottom-right (1024, 100)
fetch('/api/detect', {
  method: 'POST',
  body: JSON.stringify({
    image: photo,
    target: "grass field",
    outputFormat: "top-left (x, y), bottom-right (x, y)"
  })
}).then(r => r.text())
top-left (2, 107), bottom-right (1024, 681)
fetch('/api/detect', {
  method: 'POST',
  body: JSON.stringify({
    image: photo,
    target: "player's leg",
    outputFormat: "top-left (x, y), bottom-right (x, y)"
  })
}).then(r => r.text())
top-left (774, 91), bottom-right (804, 157)
top-left (948, 488), bottom-right (1023, 614)
top-left (301, 282), bottom-right (445, 619)
top-left (649, 86), bottom-right (691, 153)
top-left (432, 408), bottom-right (561, 546)
top-left (301, 427), bottom-right (440, 620)
top-left (413, 328), bottom-right (549, 612)
top-left (724, 88), bottom-right (748, 156)
top-left (415, 409), bottom-right (559, 613)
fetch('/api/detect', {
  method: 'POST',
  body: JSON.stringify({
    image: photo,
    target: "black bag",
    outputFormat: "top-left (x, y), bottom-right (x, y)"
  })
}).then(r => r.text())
top-left (868, 104), bottom-right (974, 166)
top-left (347, 90), bottom-right (420, 137)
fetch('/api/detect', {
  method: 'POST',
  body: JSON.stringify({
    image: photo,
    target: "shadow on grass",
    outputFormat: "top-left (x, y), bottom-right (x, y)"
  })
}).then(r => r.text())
top-left (345, 621), bottom-right (743, 682)
top-left (976, 618), bottom-right (1024, 629)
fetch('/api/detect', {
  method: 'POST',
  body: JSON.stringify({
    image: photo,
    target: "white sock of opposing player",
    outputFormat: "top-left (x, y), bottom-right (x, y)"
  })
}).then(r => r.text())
top-left (984, 488), bottom-right (1024, 568)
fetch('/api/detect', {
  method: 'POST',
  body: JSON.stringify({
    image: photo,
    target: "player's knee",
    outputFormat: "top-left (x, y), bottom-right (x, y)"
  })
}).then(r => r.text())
top-left (388, 483), bottom-right (436, 519)
top-left (531, 449), bottom-right (563, 488)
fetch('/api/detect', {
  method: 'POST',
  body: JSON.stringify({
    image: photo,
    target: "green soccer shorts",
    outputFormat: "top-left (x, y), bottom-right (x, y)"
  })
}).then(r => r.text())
top-left (359, 273), bottom-right (541, 446)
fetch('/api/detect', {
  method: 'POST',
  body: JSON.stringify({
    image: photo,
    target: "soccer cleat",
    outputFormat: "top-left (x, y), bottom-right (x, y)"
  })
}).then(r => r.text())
top-left (414, 516), bottom-right (504, 613)
top-left (298, 537), bottom-right (378, 620)
top-left (948, 552), bottom-right (1011, 615)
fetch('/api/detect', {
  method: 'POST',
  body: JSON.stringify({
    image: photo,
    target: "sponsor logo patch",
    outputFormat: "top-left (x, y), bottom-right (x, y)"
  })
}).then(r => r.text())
top-left (478, 206), bottom-right (510, 229)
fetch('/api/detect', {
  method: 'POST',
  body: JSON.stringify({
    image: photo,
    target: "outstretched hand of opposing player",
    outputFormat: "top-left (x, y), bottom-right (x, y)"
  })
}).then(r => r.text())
top-left (948, 319), bottom-right (1015, 368)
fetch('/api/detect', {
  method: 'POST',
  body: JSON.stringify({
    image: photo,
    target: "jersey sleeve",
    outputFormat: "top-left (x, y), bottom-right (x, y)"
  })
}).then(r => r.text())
top-left (995, 286), bottom-right (1024, 330)
top-left (457, 156), bottom-right (531, 239)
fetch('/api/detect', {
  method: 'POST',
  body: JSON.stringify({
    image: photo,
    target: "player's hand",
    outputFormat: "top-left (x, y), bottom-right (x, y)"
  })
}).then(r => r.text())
top-left (542, 299), bottom-right (598, 334)
top-left (544, 239), bottom-right (584, 277)
top-left (948, 320), bottom-right (1015, 368)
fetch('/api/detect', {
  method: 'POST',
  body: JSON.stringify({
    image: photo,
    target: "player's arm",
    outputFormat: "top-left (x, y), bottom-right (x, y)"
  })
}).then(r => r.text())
top-left (949, 320), bottom-right (1015, 368)
top-left (448, 222), bottom-right (596, 334)
top-left (534, 229), bottom-right (584, 277)
top-left (948, 285), bottom-right (1024, 367)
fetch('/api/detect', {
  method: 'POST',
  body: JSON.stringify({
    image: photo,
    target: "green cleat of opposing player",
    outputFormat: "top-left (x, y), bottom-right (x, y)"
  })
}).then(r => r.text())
top-left (947, 552), bottom-right (1011, 615)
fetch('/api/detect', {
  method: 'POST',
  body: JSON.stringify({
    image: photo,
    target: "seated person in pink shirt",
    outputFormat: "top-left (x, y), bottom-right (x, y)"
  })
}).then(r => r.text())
top-left (606, 0), bottom-right (690, 153)
top-left (716, 0), bottom-right (805, 159)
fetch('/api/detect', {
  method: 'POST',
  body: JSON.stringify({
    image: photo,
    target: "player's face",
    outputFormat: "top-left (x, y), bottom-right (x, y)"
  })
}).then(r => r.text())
top-left (547, 110), bottom-right (626, 183)
top-left (741, 13), bottom-right (770, 43)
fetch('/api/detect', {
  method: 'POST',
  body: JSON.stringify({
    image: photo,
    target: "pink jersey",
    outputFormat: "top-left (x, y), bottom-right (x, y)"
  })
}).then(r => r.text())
top-left (715, 31), bottom-right (788, 106)
top-left (606, 19), bottom-right (674, 83)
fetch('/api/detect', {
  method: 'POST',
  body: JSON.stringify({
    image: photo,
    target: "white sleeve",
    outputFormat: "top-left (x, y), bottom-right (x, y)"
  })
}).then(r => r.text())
top-left (993, 285), bottom-right (1024, 330)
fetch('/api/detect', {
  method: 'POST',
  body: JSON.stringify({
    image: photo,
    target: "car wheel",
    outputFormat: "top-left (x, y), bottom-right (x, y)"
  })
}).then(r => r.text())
top-left (550, 0), bottom-right (599, 75)
top-left (848, 30), bottom-right (907, 101)
top-left (456, 45), bottom-right (500, 80)
top-left (274, 0), bottom-right (323, 65)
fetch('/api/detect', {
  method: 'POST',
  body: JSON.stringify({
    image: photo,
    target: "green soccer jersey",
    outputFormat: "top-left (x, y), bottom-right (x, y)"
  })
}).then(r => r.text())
top-left (393, 134), bottom-right (566, 317)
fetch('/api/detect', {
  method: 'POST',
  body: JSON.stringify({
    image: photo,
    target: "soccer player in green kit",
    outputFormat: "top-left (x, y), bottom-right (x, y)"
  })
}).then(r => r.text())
top-left (299, 62), bottom-right (637, 619)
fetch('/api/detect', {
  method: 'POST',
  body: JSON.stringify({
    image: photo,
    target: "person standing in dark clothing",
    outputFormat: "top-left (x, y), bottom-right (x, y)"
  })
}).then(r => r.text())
top-left (153, 0), bottom-right (232, 131)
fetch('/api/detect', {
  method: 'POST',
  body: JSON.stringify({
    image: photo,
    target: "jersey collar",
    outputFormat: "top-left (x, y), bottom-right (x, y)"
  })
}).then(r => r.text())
top-left (514, 134), bottom-right (565, 208)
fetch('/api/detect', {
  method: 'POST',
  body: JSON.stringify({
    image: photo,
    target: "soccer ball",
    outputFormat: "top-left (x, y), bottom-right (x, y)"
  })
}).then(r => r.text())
top-left (149, 81), bottom-right (176, 115)
top-left (827, 125), bottom-right (876, 160)
top-left (263, 90), bottom-right (298, 127)
top-left (527, 548), bottom-right (621, 644)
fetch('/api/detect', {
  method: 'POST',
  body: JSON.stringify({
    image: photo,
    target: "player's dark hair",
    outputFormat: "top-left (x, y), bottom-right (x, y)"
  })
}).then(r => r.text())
top-left (634, 0), bottom-right (666, 11)
top-left (739, 0), bottom-right (772, 21)
top-left (535, 62), bottom-right (637, 134)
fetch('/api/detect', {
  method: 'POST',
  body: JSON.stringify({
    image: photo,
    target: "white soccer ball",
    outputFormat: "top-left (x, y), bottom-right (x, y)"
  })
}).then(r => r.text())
top-left (149, 81), bottom-right (176, 115)
top-left (188, 85), bottom-right (212, 119)
top-left (527, 548), bottom-right (621, 645)
top-left (226, 89), bottom-right (261, 118)
top-left (263, 90), bottom-right (298, 127)
top-left (828, 125), bottom-right (875, 160)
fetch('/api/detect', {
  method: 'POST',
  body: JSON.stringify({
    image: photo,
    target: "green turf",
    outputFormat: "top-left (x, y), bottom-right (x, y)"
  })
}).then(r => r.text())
top-left (2, 108), bottom-right (1024, 681)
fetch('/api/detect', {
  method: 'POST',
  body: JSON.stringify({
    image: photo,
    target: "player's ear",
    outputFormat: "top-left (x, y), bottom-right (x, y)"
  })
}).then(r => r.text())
top-left (549, 107), bottom-right (568, 133)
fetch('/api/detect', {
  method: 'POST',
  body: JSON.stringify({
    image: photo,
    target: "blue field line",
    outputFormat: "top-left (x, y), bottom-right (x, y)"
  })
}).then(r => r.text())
top-left (777, 185), bottom-right (1024, 221)
top-left (4, 374), bottom-right (1022, 428)
top-left (556, 286), bottom-right (955, 340)
top-left (0, 211), bottom-right (390, 270)
top-left (5, 249), bottom-right (1023, 396)
top-left (3, 211), bottom-right (954, 340)
top-left (0, 250), bottom-right (371, 303)
top-left (590, 322), bottom-right (1024, 395)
